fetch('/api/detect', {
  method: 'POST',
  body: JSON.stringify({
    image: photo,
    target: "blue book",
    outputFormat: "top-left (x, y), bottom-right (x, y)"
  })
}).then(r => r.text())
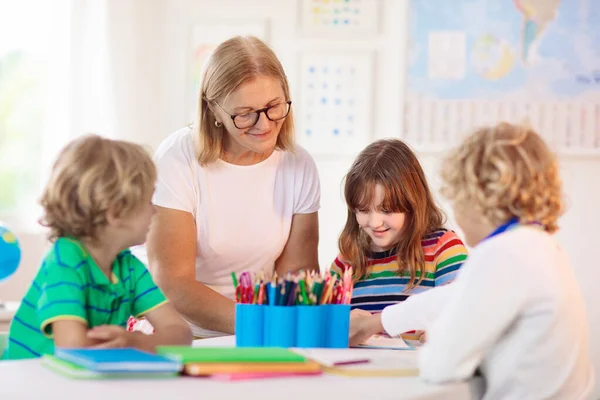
top-left (42, 355), bottom-right (178, 379)
top-left (53, 348), bottom-right (182, 373)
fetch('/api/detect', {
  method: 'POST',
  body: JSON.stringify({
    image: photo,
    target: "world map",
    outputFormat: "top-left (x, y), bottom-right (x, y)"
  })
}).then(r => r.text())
top-left (407, 0), bottom-right (600, 101)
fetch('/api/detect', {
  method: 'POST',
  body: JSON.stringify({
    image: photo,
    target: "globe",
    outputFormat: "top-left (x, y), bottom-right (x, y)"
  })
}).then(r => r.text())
top-left (0, 223), bottom-right (21, 282)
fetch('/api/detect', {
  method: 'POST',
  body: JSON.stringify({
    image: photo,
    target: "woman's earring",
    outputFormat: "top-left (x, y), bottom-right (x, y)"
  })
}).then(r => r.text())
top-left (214, 120), bottom-right (223, 128)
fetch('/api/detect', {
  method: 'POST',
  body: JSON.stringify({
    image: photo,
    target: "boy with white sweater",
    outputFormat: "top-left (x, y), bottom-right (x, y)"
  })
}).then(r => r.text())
top-left (349, 123), bottom-right (594, 399)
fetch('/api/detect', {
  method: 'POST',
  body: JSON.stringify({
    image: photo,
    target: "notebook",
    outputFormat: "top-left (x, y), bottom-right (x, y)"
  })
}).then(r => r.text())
top-left (41, 355), bottom-right (179, 379)
top-left (53, 348), bottom-right (182, 373)
top-left (183, 360), bottom-right (321, 376)
top-left (156, 346), bottom-right (306, 364)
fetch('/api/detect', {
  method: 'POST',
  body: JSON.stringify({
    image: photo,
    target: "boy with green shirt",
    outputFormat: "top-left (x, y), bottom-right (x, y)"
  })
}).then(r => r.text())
top-left (2, 135), bottom-right (192, 360)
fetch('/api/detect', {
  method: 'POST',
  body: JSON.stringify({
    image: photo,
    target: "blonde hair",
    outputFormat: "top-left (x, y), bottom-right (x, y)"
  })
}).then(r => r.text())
top-left (339, 139), bottom-right (445, 288)
top-left (441, 122), bottom-right (563, 233)
top-left (196, 36), bottom-right (295, 165)
top-left (39, 134), bottom-right (157, 242)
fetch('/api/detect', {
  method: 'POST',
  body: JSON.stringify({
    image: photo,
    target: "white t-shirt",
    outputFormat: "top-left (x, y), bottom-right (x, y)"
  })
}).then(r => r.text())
top-left (381, 226), bottom-right (595, 400)
top-left (141, 126), bottom-right (320, 337)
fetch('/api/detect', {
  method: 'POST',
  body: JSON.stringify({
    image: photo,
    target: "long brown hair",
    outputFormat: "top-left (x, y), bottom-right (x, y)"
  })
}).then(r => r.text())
top-left (197, 36), bottom-right (295, 166)
top-left (338, 139), bottom-right (445, 288)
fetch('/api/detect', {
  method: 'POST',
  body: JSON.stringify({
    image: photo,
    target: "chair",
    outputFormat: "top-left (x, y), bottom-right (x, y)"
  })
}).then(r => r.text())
top-left (0, 332), bottom-right (7, 358)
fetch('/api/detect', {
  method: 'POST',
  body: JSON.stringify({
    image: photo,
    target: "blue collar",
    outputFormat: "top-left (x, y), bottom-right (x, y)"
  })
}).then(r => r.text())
top-left (484, 218), bottom-right (521, 241)
top-left (483, 218), bottom-right (544, 242)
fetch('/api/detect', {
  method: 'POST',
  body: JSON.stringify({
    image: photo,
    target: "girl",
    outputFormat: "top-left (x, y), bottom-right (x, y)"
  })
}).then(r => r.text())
top-left (349, 124), bottom-right (594, 399)
top-left (331, 139), bottom-right (468, 341)
top-left (1, 135), bottom-right (192, 360)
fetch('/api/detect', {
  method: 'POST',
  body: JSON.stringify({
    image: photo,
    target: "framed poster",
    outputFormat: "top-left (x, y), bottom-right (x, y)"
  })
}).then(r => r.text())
top-left (297, 51), bottom-right (374, 155)
top-left (299, 0), bottom-right (379, 37)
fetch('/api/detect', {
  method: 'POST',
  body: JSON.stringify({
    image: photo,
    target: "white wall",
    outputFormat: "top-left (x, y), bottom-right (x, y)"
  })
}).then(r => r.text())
top-left (154, 0), bottom-right (410, 267)
top-left (1, 1), bottom-right (598, 396)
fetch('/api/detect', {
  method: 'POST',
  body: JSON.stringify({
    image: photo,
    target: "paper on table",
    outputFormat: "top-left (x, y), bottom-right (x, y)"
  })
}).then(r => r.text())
top-left (355, 334), bottom-right (413, 350)
top-left (291, 348), bottom-right (371, 367)
top-left (192, 335), bottom-right (236, 347)
top-left (319, 349), bottom-right (419, 377)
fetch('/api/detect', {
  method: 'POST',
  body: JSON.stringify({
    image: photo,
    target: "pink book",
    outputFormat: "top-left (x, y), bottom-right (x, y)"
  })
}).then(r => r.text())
top-left (210, 371), bottom-right (323, 381)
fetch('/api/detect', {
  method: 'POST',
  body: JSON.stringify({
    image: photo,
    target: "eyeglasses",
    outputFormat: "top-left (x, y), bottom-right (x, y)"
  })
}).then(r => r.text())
top-left (214, 100), bottom-right (292, 129)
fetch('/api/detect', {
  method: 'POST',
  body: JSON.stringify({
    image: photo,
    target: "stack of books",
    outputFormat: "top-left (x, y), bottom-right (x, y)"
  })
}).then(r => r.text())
top-left (42, 348), bottom-right (182, 379)
top-left (155, 346), bottom-right (322, 380)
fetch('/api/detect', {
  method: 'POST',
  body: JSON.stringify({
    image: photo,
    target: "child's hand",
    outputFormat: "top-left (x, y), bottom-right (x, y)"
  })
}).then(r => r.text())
top-left (349, 309), bottom-right (382, 347)
top-left (87, 325), bottom-right (135, 349)
top-left (351, 309), bottom-right (372, 318)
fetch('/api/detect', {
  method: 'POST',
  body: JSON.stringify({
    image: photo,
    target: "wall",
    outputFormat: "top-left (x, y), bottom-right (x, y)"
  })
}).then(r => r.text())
top-left (156, 0), bottom-right (409, 266)
top-left (1, 1), bottom-right (598, 396)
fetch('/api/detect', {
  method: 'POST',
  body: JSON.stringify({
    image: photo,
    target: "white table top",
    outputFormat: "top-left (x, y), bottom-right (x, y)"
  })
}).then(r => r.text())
top-left (0, 336), bottom-right (484, 400)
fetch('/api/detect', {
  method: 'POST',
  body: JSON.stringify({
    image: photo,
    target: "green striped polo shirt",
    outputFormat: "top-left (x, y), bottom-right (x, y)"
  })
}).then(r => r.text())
top-left (1, 237), bottom-right (167, 360)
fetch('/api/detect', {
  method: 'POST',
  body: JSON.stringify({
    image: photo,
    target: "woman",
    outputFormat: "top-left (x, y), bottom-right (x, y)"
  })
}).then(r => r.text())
top-left (144, 36), bottom-right (320, 338)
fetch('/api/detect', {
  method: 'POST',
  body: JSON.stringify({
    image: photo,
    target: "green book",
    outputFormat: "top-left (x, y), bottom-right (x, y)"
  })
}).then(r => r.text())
top-left (41, 355), bottom-right (178, 379)
top-left (156, 346), bottom-right (306, 364)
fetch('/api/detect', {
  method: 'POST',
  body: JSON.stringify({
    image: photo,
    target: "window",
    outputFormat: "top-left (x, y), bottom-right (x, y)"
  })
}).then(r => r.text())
top-left (0, 0), bottom-right (71, 230)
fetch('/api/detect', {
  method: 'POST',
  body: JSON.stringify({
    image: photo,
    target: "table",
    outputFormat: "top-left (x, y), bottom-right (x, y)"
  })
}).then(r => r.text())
top-left (0, 336), bottom-right (484, 400)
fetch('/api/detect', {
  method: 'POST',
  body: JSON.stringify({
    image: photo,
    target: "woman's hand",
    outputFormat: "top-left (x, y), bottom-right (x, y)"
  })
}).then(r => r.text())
top-left (349, 309), bottom-right (383, 347)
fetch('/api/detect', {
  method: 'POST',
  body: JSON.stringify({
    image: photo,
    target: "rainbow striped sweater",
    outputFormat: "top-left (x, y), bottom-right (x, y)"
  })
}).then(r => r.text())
top-left (330, 229), bottom-right (468, 313)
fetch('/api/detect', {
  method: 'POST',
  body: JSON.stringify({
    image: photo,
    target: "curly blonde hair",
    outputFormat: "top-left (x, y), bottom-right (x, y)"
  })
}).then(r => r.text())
top-left (197, 36), bottom-right (295, 166)
top-left (440, 122), bottom-right (563, 233)
top-left (39, 134), bottom-right (156, 242)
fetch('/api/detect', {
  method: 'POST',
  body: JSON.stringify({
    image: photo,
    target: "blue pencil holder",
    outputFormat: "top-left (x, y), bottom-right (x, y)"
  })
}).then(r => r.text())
top-left (264, 306), bottom-right (297, 347)
top-left (235, 303), bottom-right (264, 347)
top-left (324, 304), bottom-right (351, 348)
top-left (296, 306), bottom-right (326, 347)
top-left (235, 304), bottom-right (350, 348)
